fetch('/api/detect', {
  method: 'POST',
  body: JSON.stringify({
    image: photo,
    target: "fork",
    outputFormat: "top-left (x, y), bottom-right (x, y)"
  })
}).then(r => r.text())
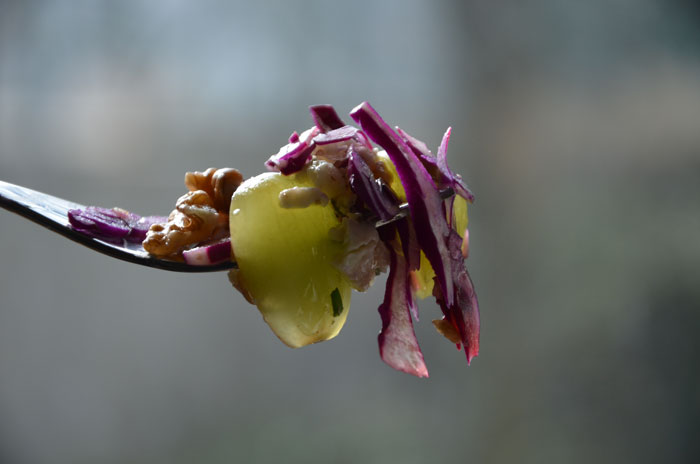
top-left (0, 180), bottom-right (454, 272)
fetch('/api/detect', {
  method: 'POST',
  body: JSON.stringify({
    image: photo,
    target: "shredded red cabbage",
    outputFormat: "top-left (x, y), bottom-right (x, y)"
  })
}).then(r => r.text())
top-left (265, 127), bottom-right (320, 175)
top-left (377, 242), bottom-right (429, 378)
top-left (268, 106), bottom-right (354, 176)
top-left (433, 229), bottom-right (480, 363)
top-left (68, 207), bottom-right (166, 244)
top-left (341, 102), bottom-right (479, 375)
top-left (396, 127), bottom-right (441, 180)
top-left (312, 125), bottom-right (359, 145)
top-left (437, 127), bottom-right (475, 203)
top-left (395, 217), bottom-right (420, 273)
top-left (395, 217), bottom-right (421, 322)
top-left (182, 238), bottom-right (232, 266)
top-left (309, 104), bottom-right (346, 132)
top-left (347, 147), bottom-right (400, 222)
top-left (398, 126), bottom-right (474, 204)
top-left (350, 102), bottom-right (455, 309)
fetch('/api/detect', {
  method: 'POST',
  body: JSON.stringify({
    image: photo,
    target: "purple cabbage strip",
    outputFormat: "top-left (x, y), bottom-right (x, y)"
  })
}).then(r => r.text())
top-left (395, 217), bottom-right (420, 272)
top-left (312, 125), bottom-right (359, 145)
top-left (204, 239), bottom-right (233, 263)
top-left (127, 215), bottom-right (167, 243)
top-left (395, 217), bottom-right (421, 321)
top-left (434, 229), bottom-right (480, 364)
top-left (347, 147), bottom-right (400, 222)
top-left (398, 126), bottom-right (474, 204)
top-left (68, 207), bottom-right (129, 240)
top-left (355, 130), bottom-right (374, 150)
top-left (182, 239), bottom-right (232, 265)
top-left (265, 127), bottom-right (319, 175)
top-left (396, 127), bottom-right (433, 160)
top-left (68, 207), bottom-right (166, 244)
top-left (309, 104), bottom-right (346, 132)
top-left (437, 127), bottom-right (475, 203)
top-left (350, 101), bottom-right (455, 308)
top-left (396, 127), bottom-right (442, 182)
top-left (377, 243), bottom-right (429, 378)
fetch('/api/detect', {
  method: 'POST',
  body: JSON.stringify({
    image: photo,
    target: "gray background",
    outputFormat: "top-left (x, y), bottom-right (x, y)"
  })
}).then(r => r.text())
top-left (2, 1), bottom-right (699, 463)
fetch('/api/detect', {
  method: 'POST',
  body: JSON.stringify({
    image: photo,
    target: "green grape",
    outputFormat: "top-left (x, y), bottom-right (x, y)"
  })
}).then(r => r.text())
top-left (229, 171), bottom-right (351, 348)
top-left (453, 194), bottom-right (469, 237)
top-left (377, 150), bottom-right (406, 201)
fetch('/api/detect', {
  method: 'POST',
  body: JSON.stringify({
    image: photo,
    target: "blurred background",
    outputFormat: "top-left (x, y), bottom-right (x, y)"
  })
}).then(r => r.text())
top-left (1, 1), bottom-right (699, 463)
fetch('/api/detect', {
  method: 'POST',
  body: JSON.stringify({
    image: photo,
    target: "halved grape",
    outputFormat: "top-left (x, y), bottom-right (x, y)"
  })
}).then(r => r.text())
top-left (229, 171), bottom-right (351, 348)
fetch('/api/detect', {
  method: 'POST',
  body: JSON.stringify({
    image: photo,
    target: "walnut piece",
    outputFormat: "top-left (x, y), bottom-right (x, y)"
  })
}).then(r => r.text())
top-left (143, 190), bottom-right (221, 257)
top-left (185, 167), bottom-right (243, 212)
top-left (144, 167), bottom-right (243, 258)
top-left (211, 168), bottom-right (243, 212)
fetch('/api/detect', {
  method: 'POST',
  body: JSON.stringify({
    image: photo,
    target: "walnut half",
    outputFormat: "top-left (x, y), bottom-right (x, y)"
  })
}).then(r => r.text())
top-left (143, 167), bottom-right (243, 258)
top-left (143, 190), bottom-right (221, 257)
top-left (185, 167), bottom-right (243, 212)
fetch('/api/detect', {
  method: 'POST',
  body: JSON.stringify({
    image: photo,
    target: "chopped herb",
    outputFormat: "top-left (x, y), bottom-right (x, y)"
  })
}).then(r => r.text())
top-left (331, 288), bottom-right (343, 316)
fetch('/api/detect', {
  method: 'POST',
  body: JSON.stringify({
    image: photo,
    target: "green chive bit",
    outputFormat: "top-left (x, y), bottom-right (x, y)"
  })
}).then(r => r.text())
top-left (331, 288), bottom-right (343, 317)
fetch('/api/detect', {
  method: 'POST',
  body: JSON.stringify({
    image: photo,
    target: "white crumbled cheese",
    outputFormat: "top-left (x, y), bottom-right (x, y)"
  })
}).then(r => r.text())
top-left (307, 160), bottom-right (346, 198)
top-left (312, 140), bottom-right (352, 164)
top-left (333, 218), bottom-right (390, 292)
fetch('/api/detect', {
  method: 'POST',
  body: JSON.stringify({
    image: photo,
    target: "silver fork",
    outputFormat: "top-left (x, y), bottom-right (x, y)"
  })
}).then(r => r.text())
top-left (0, 180), bottom-right (454, 272)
